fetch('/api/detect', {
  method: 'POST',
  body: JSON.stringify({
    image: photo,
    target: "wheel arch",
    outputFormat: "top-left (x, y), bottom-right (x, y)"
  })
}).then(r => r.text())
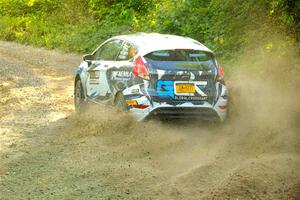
top-left (113, 91), bottom-right (124, 105)
top-left (74, 74), bottom-right (81, 86)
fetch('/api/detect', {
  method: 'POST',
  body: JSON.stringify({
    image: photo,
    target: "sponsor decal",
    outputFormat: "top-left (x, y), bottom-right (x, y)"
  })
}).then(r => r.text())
top-left (157, 80), bottom-right (174, 98)
top-left (89, 70), bottom-right (100, 79)
top-left (89, 79), bottom-right (99, 85)
top-left (111, 71), bottom-right (131, 81)
top-left (174, 96), bottom-right (208, 101)
top-left (130, 89), bottom-right (139, 94)
top-left (88, 70), bottom-right (100, 84)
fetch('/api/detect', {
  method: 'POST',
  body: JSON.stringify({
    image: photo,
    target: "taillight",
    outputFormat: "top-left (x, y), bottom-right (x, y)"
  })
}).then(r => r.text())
top-left (125, 100), bottom-right (149, 109)
top-left (132, 56), bottom-right (150, 80)
top-left (132, 104), bottom-right (149, 109)
top-left (217, 65), bottom-right (224, 81)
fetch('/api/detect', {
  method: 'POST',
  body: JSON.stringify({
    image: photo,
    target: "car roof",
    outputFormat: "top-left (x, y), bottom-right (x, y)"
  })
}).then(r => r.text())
top-left (113, 33), bottom-right (214, 56)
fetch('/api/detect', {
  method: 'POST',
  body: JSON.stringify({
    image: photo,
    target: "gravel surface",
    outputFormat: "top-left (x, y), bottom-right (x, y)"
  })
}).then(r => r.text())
top-left (0, 41), bottom-right (299, 200)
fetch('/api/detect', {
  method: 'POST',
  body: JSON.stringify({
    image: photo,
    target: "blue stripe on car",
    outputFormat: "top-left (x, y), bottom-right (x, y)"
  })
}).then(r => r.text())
top-left (76, 67), bottom-right (83, 75)
top-left (89, 91), bottom-right (98, 97)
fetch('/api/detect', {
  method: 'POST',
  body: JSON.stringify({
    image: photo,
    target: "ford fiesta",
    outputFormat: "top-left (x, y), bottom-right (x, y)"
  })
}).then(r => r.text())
top-left (74, 33), bottom-right (228, 121)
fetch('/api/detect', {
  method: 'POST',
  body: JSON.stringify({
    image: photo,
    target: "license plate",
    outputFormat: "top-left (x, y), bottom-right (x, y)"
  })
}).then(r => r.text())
top-left (175, 83), bottom-right (195, 93)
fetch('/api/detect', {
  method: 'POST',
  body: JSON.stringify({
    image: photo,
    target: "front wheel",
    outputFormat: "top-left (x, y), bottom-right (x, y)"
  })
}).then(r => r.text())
top-left (74, 79), bottom-right (87, 113)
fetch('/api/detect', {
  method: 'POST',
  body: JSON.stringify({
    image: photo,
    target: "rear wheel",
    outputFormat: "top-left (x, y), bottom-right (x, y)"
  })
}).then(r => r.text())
top-left (114, 93), bottom-right (128, 111)
top-left (74, 79), bottom-right (86, 113)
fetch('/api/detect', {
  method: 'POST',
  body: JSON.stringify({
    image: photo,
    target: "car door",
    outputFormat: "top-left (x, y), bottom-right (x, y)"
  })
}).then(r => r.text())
top-left (85, 39), bottom-right (123, 98)
top-left (105, 41), bottom-right (137, 94)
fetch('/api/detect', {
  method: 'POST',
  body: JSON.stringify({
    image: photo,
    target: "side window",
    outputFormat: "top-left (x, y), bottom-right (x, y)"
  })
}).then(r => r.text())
top-left (94, 40), bottom-right (123, 61)
top-left (117, 42), bottom-right (137, 61)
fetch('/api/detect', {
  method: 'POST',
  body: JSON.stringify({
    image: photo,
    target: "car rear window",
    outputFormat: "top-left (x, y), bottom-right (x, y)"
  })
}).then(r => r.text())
top-left (144, 50), bottom-right (216, 71)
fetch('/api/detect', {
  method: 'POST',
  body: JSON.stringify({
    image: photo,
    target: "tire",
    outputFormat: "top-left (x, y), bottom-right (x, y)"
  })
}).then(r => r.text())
top-left (74, 79), bottom-right (87, 113)
top-left (114, 93), bottom-right (129, 111)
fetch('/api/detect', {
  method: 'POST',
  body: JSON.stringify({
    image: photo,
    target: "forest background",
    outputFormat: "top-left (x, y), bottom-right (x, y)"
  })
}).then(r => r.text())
top-left (0, 0), bottom-right (299, 69)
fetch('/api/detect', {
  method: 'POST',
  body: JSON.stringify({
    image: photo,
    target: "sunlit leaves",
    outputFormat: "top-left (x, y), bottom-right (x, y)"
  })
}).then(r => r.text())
top-left (0, 0), bottom-right (298, 58)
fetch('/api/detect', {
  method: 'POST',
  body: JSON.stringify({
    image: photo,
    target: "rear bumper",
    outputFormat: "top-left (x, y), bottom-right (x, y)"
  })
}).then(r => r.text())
top-left (145, 106), bottom-right (221, 121)
top-left (128, 101), bottom-right (227, 122)
top-left (122, 84), bottom-right (228, 122)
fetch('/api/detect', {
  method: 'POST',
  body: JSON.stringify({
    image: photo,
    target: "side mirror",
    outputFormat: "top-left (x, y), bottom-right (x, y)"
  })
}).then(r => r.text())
top-left (82, 54), bottom-right (93, 61)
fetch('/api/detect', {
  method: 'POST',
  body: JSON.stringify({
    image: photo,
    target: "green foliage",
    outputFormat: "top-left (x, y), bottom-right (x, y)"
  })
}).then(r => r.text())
top-left (0, 0), bottom-right (63, 16)
top-left (0, 0), bottom-right (298, 61)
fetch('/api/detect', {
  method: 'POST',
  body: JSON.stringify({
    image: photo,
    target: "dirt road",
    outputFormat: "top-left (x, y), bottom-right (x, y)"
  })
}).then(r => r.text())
top-left (0, 41), bottom-right (299, 199)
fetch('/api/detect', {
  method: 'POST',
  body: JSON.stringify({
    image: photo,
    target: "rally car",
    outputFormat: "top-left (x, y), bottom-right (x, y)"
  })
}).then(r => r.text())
top-left (74, 33), bottom-right (228, 121)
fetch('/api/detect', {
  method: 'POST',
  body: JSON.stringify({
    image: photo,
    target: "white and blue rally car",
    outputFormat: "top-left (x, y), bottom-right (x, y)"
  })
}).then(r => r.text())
top-left (74, 33), bottom-right (228, 121)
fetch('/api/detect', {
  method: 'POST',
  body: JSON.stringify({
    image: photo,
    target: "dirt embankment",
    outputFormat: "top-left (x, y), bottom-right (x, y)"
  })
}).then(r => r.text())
top-left (0, 41), bottom-right (299, 200)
